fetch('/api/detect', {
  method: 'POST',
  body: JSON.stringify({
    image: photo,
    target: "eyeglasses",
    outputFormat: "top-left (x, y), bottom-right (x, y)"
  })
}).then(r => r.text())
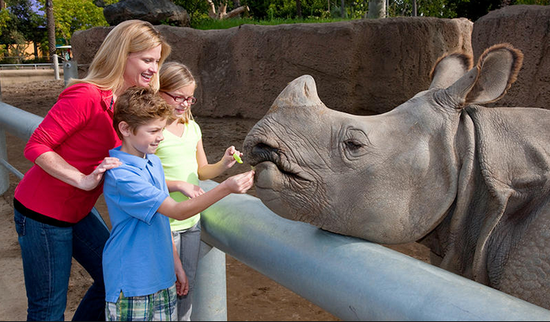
top-left (161, 91), bottom-right (197, 105)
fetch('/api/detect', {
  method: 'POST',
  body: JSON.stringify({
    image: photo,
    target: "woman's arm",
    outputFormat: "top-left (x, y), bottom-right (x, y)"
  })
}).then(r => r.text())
top-left (35, 152), bottom-right (121, 191)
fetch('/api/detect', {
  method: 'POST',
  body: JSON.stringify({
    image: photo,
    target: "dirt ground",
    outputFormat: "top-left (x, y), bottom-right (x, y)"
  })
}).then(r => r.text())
top-left (0, 79), bottom-right (430, 321)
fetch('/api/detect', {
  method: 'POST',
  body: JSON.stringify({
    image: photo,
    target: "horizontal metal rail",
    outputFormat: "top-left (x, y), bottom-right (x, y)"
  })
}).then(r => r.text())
top-left (199, 180), bottom-right (550, 321)
top-left (3, 101), bottom-right (550, 320)
top-left (0, 63), bottom-right (64, 70)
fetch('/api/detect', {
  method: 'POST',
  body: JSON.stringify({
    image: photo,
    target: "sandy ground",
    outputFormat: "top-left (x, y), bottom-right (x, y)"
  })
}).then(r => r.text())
top-left (0, 79), bottom-right (430, 321)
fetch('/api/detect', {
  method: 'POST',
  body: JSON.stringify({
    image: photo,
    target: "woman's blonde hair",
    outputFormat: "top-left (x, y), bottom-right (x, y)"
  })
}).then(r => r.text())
top-left (70, 20), bottom-right (171, 94)
top-left (159, 61), bottom-right (196, 124)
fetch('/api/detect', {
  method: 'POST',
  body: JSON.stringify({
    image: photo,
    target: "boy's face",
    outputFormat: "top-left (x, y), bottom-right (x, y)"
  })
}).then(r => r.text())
top-left (120, 117), bottom-right (167, 158)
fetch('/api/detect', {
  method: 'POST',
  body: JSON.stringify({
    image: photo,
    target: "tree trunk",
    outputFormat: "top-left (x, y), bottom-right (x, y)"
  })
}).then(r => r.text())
top-left (340, 0), bottom-right (345, 18)
top-left (367, 0), bottom-right (386, 18)
top-left (0, 1), bottom-right (5, 9)
top-left (46, 0), bottom-right (56, 61)
top-left (412, 0), bottom-right (417, 16)
top-left (296, 0), bottom-right (302, 19)
top-left (206, 0), bottom-right (248, 20)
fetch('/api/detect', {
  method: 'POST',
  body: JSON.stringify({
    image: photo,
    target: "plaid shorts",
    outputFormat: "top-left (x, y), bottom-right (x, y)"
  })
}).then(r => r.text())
top-left (105, 284), bottom-right (177, 321)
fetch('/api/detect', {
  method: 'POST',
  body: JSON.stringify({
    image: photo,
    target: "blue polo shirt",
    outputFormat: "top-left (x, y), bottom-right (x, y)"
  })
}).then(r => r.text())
top-left (102, 146), bottom-right (174, 303)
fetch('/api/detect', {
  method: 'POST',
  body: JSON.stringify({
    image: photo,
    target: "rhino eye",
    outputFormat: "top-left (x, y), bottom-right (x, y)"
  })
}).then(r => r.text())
top-left (341, 128), bottom-right (370, 160)
top-left (344, 139), bottom-right (364, 151)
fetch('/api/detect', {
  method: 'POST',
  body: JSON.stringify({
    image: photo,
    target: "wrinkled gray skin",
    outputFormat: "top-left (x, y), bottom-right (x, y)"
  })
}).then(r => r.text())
top-left (243, 44), bottom-right (550, 309)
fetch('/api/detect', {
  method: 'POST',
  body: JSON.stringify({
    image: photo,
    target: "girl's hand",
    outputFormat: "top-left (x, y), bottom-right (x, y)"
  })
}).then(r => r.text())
top-left (221, 146), bottom-right (241, 168)
top-left (178, 181), bottom-right (205, 198)
top-left (80, 157), bottom-right (121, 191)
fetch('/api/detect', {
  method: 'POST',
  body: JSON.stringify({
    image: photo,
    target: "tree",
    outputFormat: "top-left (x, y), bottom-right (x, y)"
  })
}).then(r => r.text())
top-left (4, 0), bottom-right (45, 57)
top-left (368, 0), bottom-right (386, 17)
top-left (206, 0), bottom-right (249, 19)
top-left (45, 0), bottom-right (54, 59)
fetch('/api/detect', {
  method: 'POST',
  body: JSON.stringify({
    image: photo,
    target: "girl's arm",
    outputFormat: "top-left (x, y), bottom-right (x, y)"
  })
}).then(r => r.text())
top-left (166, 180), bottom-right (204, 198)
top-left (197, 140), bottom-right (241, 180)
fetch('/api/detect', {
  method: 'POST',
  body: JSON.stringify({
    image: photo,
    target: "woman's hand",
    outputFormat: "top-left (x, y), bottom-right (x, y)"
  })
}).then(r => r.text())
top-left (80, 157), bottom-right (122, 191)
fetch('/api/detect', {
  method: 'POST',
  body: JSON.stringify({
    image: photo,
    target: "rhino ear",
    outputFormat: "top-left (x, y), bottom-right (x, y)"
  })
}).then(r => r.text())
top-left (445, 43), bottom-right (523, 108)
top-left (269, 75), bottom-right (324, 113)
top-left (429, 52), bottom-right (473, 90)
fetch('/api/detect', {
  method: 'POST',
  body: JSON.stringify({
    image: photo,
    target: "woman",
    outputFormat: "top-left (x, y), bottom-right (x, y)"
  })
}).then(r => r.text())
top-left (13, 20), bottom-right (171, 321)
top-left (156, 62), bottom-right (243, 321)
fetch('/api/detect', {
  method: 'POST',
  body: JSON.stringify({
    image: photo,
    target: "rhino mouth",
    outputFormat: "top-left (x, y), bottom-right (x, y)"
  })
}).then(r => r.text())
top-left (247, 140), bottom-right (314, 185)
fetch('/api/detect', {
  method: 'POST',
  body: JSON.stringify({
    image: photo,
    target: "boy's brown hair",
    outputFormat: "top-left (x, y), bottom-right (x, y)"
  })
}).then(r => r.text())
top-left (113, 86), bottom-right (173, 139)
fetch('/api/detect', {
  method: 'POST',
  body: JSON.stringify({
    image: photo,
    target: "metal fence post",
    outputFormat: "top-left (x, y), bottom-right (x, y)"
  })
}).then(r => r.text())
top-left (191, 242), bottom-right (228, 321)
top-left (0, 128), bottom-right (8, 195)
top-left (52, 54), bottom-right (60, 80)
top-left (63, 60), bottom-right (78, 87)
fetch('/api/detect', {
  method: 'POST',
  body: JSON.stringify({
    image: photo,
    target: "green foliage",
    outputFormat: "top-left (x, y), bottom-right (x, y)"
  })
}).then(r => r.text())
top-left (193, 16), bottom-right (350, 30)
top-left (0, 9), bottom-right (11, 36)
top-left (173, 0), bottom-right (211, 27)
top-left (513, 0), bottom-right (549, 4)
top-left (243, 0), bottom-right (331, 20)
top-left (37, 0), bottom-right (109, 41)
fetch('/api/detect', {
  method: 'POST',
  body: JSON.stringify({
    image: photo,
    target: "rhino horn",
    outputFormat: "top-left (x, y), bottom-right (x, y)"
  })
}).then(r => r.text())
top-left (268, 75), bottom-right (325, 114)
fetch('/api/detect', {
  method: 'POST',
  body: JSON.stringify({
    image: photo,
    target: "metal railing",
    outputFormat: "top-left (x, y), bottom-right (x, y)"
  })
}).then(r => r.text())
top-left (0, 63), bottom-right (63, 70)
top-left (2, 102), bottom-right (550, 320)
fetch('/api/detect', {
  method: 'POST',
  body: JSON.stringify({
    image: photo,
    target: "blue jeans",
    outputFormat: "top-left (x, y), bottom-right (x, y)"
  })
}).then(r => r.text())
top-left (14, 208), bottom-right (109, 321)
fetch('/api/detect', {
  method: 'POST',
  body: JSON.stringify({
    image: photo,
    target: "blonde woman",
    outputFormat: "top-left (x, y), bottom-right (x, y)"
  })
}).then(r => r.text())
top-left (156, 62), bottom-right (243, 321)
top-left (13, 20), bottom-right (171, 321)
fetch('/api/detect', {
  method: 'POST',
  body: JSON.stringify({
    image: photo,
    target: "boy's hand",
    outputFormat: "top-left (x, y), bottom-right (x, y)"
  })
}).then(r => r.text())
top-left (224, 170), bottom-right (255, 194)
top-left (175, 267), bottom-right (189, 296)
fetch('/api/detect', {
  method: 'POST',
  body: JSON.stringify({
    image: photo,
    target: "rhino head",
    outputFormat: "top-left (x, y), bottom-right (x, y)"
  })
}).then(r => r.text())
top-left (243, 44), bottom-right (523, 245)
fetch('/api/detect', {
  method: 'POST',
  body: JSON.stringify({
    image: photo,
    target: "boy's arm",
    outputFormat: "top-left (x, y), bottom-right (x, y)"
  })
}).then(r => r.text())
top-left (173, 237), bottom-right (188, 296)
top-left (158, 170), bottom-right (254, 221)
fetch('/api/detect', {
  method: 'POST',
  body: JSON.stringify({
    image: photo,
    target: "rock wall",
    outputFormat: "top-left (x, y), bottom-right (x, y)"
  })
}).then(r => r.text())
top-left (472, 5), bottom-right (550, 109)
top-left (72, 17), bottom-right (472, 119)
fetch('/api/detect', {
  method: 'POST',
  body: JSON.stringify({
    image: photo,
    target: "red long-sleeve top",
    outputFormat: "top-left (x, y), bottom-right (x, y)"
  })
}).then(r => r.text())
top-left (14, 83), bottom-right (121, 223)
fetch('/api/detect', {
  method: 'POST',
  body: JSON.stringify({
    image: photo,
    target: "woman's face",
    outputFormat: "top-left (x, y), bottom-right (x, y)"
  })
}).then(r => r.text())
top-left (123, 44), bottom-right (162, 89)
top-left (160, 83), bottom-right (196, 118)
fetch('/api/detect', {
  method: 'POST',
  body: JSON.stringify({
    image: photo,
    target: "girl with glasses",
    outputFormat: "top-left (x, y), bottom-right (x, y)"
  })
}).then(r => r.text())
top-left (156, 61), bottom-right (244, 321)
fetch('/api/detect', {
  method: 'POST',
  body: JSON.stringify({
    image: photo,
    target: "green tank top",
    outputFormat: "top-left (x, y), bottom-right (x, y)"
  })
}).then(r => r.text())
top-left (155, 120), bottom-right (202, 231)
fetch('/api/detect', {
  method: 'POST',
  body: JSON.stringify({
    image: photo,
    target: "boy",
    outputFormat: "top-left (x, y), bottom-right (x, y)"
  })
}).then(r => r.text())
top-left (102, 87), bottom-right (254, 321)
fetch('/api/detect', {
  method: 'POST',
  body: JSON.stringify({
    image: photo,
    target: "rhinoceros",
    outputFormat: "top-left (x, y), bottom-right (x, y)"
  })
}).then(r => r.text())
top-left (243, 43), bottom-right (550, 309)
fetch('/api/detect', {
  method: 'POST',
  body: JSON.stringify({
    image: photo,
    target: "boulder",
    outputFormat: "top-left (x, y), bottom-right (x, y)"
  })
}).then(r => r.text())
top-left (72, 18), bottom-right (472, 119)
top-left (473, 5), bottom-right (550, 109)
top-left (103, 0), bottom-right (190, 27)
